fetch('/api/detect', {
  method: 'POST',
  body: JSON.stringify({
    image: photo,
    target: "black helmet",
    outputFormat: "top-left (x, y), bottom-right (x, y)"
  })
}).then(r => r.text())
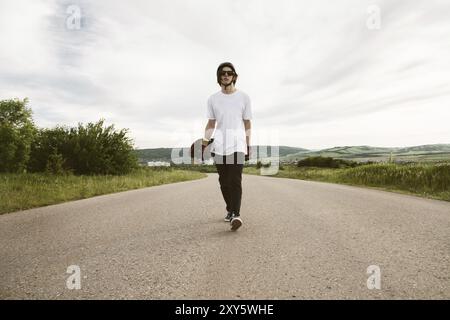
top-left (216, 62), bottom-right (238, 86)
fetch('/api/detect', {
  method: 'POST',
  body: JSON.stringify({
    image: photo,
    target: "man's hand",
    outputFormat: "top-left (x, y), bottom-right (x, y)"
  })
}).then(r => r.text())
top-left (201, 138), bottom-right (214, 161)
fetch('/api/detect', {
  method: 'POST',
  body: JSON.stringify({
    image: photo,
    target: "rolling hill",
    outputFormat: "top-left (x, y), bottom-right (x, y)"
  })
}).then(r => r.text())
top-left (133, 144), bottom-right (450, 164)
top-left (283, 144), bottom-right (450, 163)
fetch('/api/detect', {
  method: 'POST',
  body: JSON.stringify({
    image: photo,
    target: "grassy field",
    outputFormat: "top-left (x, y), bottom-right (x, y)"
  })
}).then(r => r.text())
top-left (243, 162), bottom-right (450, 202)
top-left (0, 167), bottom-right (206, 214)
top-left (3, 161), bottom-right (448, 215)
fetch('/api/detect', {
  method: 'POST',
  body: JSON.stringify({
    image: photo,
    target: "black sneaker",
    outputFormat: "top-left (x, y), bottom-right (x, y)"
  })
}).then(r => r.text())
top-left (224, 212), bottom-right (233, 222)
top-left (230, 214), bottom-right (242, 231)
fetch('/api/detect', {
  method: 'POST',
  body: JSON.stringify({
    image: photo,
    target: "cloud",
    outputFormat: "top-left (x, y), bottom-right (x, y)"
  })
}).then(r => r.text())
top-left (0, 0), bottom-right (449, 149)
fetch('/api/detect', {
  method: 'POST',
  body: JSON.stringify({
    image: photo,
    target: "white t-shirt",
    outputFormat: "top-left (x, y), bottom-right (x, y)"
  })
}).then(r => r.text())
top-left (206, 89), bottom-right (252, 156)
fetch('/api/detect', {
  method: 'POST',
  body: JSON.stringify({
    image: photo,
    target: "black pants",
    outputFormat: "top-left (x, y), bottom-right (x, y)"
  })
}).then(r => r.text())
top-left (213, 152), bottom-right (245, 215)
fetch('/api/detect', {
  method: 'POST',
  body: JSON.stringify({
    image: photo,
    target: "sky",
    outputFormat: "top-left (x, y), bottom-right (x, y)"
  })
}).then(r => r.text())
top-left (1, 0), bottom-right (449, 150)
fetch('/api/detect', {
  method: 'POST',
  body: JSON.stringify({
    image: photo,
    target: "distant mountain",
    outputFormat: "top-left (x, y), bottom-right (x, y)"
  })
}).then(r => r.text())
top-left (283, 144), bottom-right (450, 163)
top-left (133, 148), bottom-right (175, 164)
top-left (134, 144), bottom-right (450, 164)
top-left (396, 144), bottom-right (450, 153)
top-left (133, 145), bottom-right (308, 163)
top-left (255, 145), bottom-right (309, 157)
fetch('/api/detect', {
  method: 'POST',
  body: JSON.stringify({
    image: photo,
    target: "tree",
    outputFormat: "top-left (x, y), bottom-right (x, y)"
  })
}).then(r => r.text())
top-left (0, 98), bottom-right (37, 172)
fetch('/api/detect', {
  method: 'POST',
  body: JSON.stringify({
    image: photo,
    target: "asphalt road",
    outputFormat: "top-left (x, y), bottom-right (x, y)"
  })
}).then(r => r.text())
top-left (1, 173), bottom-right (449, 299)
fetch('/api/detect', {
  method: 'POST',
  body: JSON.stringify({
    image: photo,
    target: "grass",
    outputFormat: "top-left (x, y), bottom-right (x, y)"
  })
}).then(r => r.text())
top-left (0, 167), bottom-right (206, 214)
top-left (3, 161), bottom-right (448, 215)
top-left (243, 162), bottom-right (450, 202)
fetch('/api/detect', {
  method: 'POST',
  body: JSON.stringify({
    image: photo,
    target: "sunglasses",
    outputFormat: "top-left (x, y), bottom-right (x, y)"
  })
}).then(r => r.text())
top-left (220, 70), bottom-right (235, 76)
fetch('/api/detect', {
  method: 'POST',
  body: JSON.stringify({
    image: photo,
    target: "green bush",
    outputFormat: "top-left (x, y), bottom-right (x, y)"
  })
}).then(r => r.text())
top-left (0, 99), bottom-right (37, 173)
top-left (0, 98), bottom-right (139, 175)
top-left (28, 126), bottom-right (68, 173)
top-left (297, 156), bottom-right (358, 168)
top-left (29, 119), bottom-right (138, 175)
top-left (255, 160), bottom-right (272, 169)
top-left (45, 151), bottom-right (73, 175)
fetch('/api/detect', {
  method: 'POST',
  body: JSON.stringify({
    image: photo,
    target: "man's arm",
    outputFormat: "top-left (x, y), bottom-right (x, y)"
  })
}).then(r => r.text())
top-left (244, 119), bottom-right (251, 146)
top-left (203, 119), bottom-right (216, 145)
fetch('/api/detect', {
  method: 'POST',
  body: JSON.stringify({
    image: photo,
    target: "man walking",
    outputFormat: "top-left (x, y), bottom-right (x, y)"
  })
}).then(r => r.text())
top-left (202, 62), bottom-right (252, 231)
